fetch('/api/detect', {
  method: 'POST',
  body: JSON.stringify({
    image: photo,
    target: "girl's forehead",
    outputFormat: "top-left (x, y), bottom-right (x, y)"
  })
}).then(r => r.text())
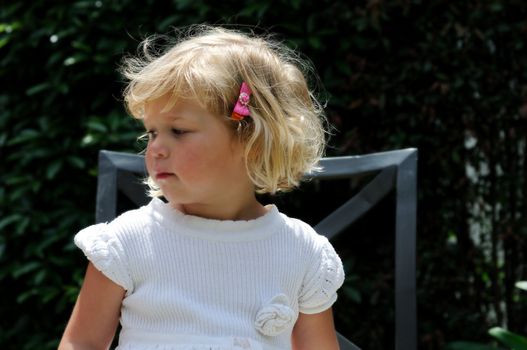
top-left (143, 96), bottom-right (214, 122)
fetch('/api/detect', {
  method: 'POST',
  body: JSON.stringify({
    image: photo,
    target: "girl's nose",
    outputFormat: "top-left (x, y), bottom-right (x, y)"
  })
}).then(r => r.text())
top-left (148, 137), bottom-right (169, 159)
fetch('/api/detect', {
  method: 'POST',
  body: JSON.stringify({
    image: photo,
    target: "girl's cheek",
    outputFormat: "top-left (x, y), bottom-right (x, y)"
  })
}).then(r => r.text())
top-left (144, 153), bottom-right (155, 175)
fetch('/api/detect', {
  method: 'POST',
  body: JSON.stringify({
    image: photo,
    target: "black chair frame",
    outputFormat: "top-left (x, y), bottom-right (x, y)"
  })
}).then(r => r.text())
top-left (95, 148), bottom-right (418, 350)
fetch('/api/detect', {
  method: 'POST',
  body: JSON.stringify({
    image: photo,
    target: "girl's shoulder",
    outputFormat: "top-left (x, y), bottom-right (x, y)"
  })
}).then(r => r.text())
top-left (278, 213), bottom-right (346, 314)
top-left (278, 212), bottom-right (331, 252)
top-left (103, 202), bottom-right (152, 236)
top-left (75, 199), bottom-right (157, 247)
top-left (72, 199), bottom-right (160, 293)
top-left (109, 201), bottom-right (153, 231)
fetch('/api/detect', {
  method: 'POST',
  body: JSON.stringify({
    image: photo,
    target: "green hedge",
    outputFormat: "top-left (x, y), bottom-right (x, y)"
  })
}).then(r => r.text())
top-left (1, 1), bottom-right (526, 349)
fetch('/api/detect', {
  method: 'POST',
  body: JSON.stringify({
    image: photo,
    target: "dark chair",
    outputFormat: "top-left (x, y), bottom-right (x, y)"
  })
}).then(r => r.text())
top-left (95, 148), bottom-right (418, 350)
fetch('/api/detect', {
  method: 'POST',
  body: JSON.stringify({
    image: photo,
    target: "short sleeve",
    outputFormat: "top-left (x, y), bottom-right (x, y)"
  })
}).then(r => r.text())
top-left (74, 223), bottom-right (133, 292)
top-left (298, 237), bottom-right (345, 314)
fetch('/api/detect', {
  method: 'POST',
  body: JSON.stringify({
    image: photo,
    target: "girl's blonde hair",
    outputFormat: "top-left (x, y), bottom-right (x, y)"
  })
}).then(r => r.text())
top-left (121, 25), bottom-right (327, 195)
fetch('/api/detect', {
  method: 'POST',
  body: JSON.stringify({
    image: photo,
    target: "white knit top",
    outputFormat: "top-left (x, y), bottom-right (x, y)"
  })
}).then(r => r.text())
top-left (74, 198), bottom-right (345, 350)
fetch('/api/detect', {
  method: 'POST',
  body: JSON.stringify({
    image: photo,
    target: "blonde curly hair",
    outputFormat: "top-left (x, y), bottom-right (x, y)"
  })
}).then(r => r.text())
top-left (121, 25), bottom-right (328, 195)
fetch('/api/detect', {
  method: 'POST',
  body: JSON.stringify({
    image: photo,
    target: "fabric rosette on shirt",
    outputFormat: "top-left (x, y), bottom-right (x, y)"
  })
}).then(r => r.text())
top-left (254, 294), bottom-right (296, 336)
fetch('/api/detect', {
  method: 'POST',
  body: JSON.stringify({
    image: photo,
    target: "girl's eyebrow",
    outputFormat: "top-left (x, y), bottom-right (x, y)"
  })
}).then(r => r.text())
top-left (167, 114), bottom-right (183, 120)
top-left (167, 111), bottom-right (199, 123)
top-left (161, 109), bottom-right (186, 120)
top-left (144, 113), bottom-right (183, 123)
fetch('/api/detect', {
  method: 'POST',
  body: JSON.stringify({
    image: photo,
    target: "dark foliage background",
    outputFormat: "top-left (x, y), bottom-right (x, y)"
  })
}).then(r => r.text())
top-left (1, 1), bottom-right (526, 349)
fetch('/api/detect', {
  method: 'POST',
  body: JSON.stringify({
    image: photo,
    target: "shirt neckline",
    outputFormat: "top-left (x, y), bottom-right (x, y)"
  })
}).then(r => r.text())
top-left (145, 198), bottom-right (284, 242)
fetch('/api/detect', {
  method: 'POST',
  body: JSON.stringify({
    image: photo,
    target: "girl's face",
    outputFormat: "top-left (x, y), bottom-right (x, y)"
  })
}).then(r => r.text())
top-left (143, 95), bottom-right (255, 219)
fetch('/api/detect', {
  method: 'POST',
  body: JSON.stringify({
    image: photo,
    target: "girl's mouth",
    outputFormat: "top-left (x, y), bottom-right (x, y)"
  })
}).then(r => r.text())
top-left (156, 172), bottom-right (174, 180)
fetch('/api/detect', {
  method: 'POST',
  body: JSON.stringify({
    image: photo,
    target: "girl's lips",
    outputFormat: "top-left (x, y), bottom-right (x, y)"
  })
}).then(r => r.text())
top-left (155, 172), bottom-right (174, 180)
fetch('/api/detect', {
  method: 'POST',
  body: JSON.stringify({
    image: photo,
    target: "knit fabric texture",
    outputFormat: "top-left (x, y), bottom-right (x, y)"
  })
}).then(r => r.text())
top-left (74, 198), bottom-right (345, 350)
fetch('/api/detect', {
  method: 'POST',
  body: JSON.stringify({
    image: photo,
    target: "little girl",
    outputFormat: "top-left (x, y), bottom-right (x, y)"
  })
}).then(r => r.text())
top-left (59, 26), bottom-right (345, 350)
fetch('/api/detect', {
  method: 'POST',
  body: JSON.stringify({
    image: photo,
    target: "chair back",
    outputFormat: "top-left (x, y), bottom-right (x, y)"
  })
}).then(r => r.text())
top-left (95, 148), bottom-right (418, 350)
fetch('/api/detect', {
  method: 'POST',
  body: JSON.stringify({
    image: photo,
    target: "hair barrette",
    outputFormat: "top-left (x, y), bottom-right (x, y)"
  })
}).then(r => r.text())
top-left (231, 82), bottom-right (252, 121)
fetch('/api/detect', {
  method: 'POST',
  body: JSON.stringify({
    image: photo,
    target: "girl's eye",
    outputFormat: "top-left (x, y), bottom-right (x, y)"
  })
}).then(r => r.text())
top-left (171, 128), bottom-right (187, 136)
top-left (137, 132), bottom-right (151, 142)
top-left (145, 130), bottom-right (157, 141)
top-left (138, 129), bottom-right (185, 142)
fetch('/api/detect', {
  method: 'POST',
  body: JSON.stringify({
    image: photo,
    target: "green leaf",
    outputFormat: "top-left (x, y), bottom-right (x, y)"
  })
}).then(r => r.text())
top-left (0, 21), bottom-right (21, 33)
top-left (489, 327), bottom-right (527, 350)
top-left (7, 129), bottom-right (40, 145)
top-left (342, 285), bottom-right (361, 303)
top-left (63, 57), bottom-right (76, 66)
top-left (71, 40), bottom-right (91, 52)
top-left (515, 281), bottom-right (527, 291)
top-left (33, 269), bottom-right (47, 285)
top-left (12, 261), bottom-right (40, 279)
top-left (26, 83), bottom-right (51, 96)
top-left (157, 15), bottom-right (180, 31)
top-left (67, 156), bottom-right (85, 169)
top-left (46, 160), bottom-right (62, 179)
top-left (308, 36), bottom-right (322, 49)
top-left (87, 120), bottom-right (108, 133)
top-left (0, 214), bottom-right (21, 231)
top-left (16, 289), bottom-right (38, 303)
top-left (0, 37), bottom-right (9, 49)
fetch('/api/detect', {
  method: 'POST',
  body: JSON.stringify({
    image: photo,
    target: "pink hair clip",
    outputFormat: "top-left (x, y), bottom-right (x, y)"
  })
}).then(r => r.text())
top-left (231, 82), bottom-right (252, 121)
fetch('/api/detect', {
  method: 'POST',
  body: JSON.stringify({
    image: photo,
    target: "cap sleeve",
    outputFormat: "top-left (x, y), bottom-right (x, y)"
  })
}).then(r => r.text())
top-left (74, 223), bottom-right (133, 292)
top-left (298, 237), bottom-right (345, 314)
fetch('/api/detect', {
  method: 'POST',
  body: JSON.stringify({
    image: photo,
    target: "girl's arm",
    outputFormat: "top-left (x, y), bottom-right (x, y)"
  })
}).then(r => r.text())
top-left (291, 308), bottom-right (340, 350)
top-left (59, 262), bottom-right (125, 350)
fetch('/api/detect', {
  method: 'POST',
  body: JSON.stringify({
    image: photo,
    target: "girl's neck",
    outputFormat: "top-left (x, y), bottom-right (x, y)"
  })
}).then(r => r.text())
top-left (171, 196), bottom-right (268, 221)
